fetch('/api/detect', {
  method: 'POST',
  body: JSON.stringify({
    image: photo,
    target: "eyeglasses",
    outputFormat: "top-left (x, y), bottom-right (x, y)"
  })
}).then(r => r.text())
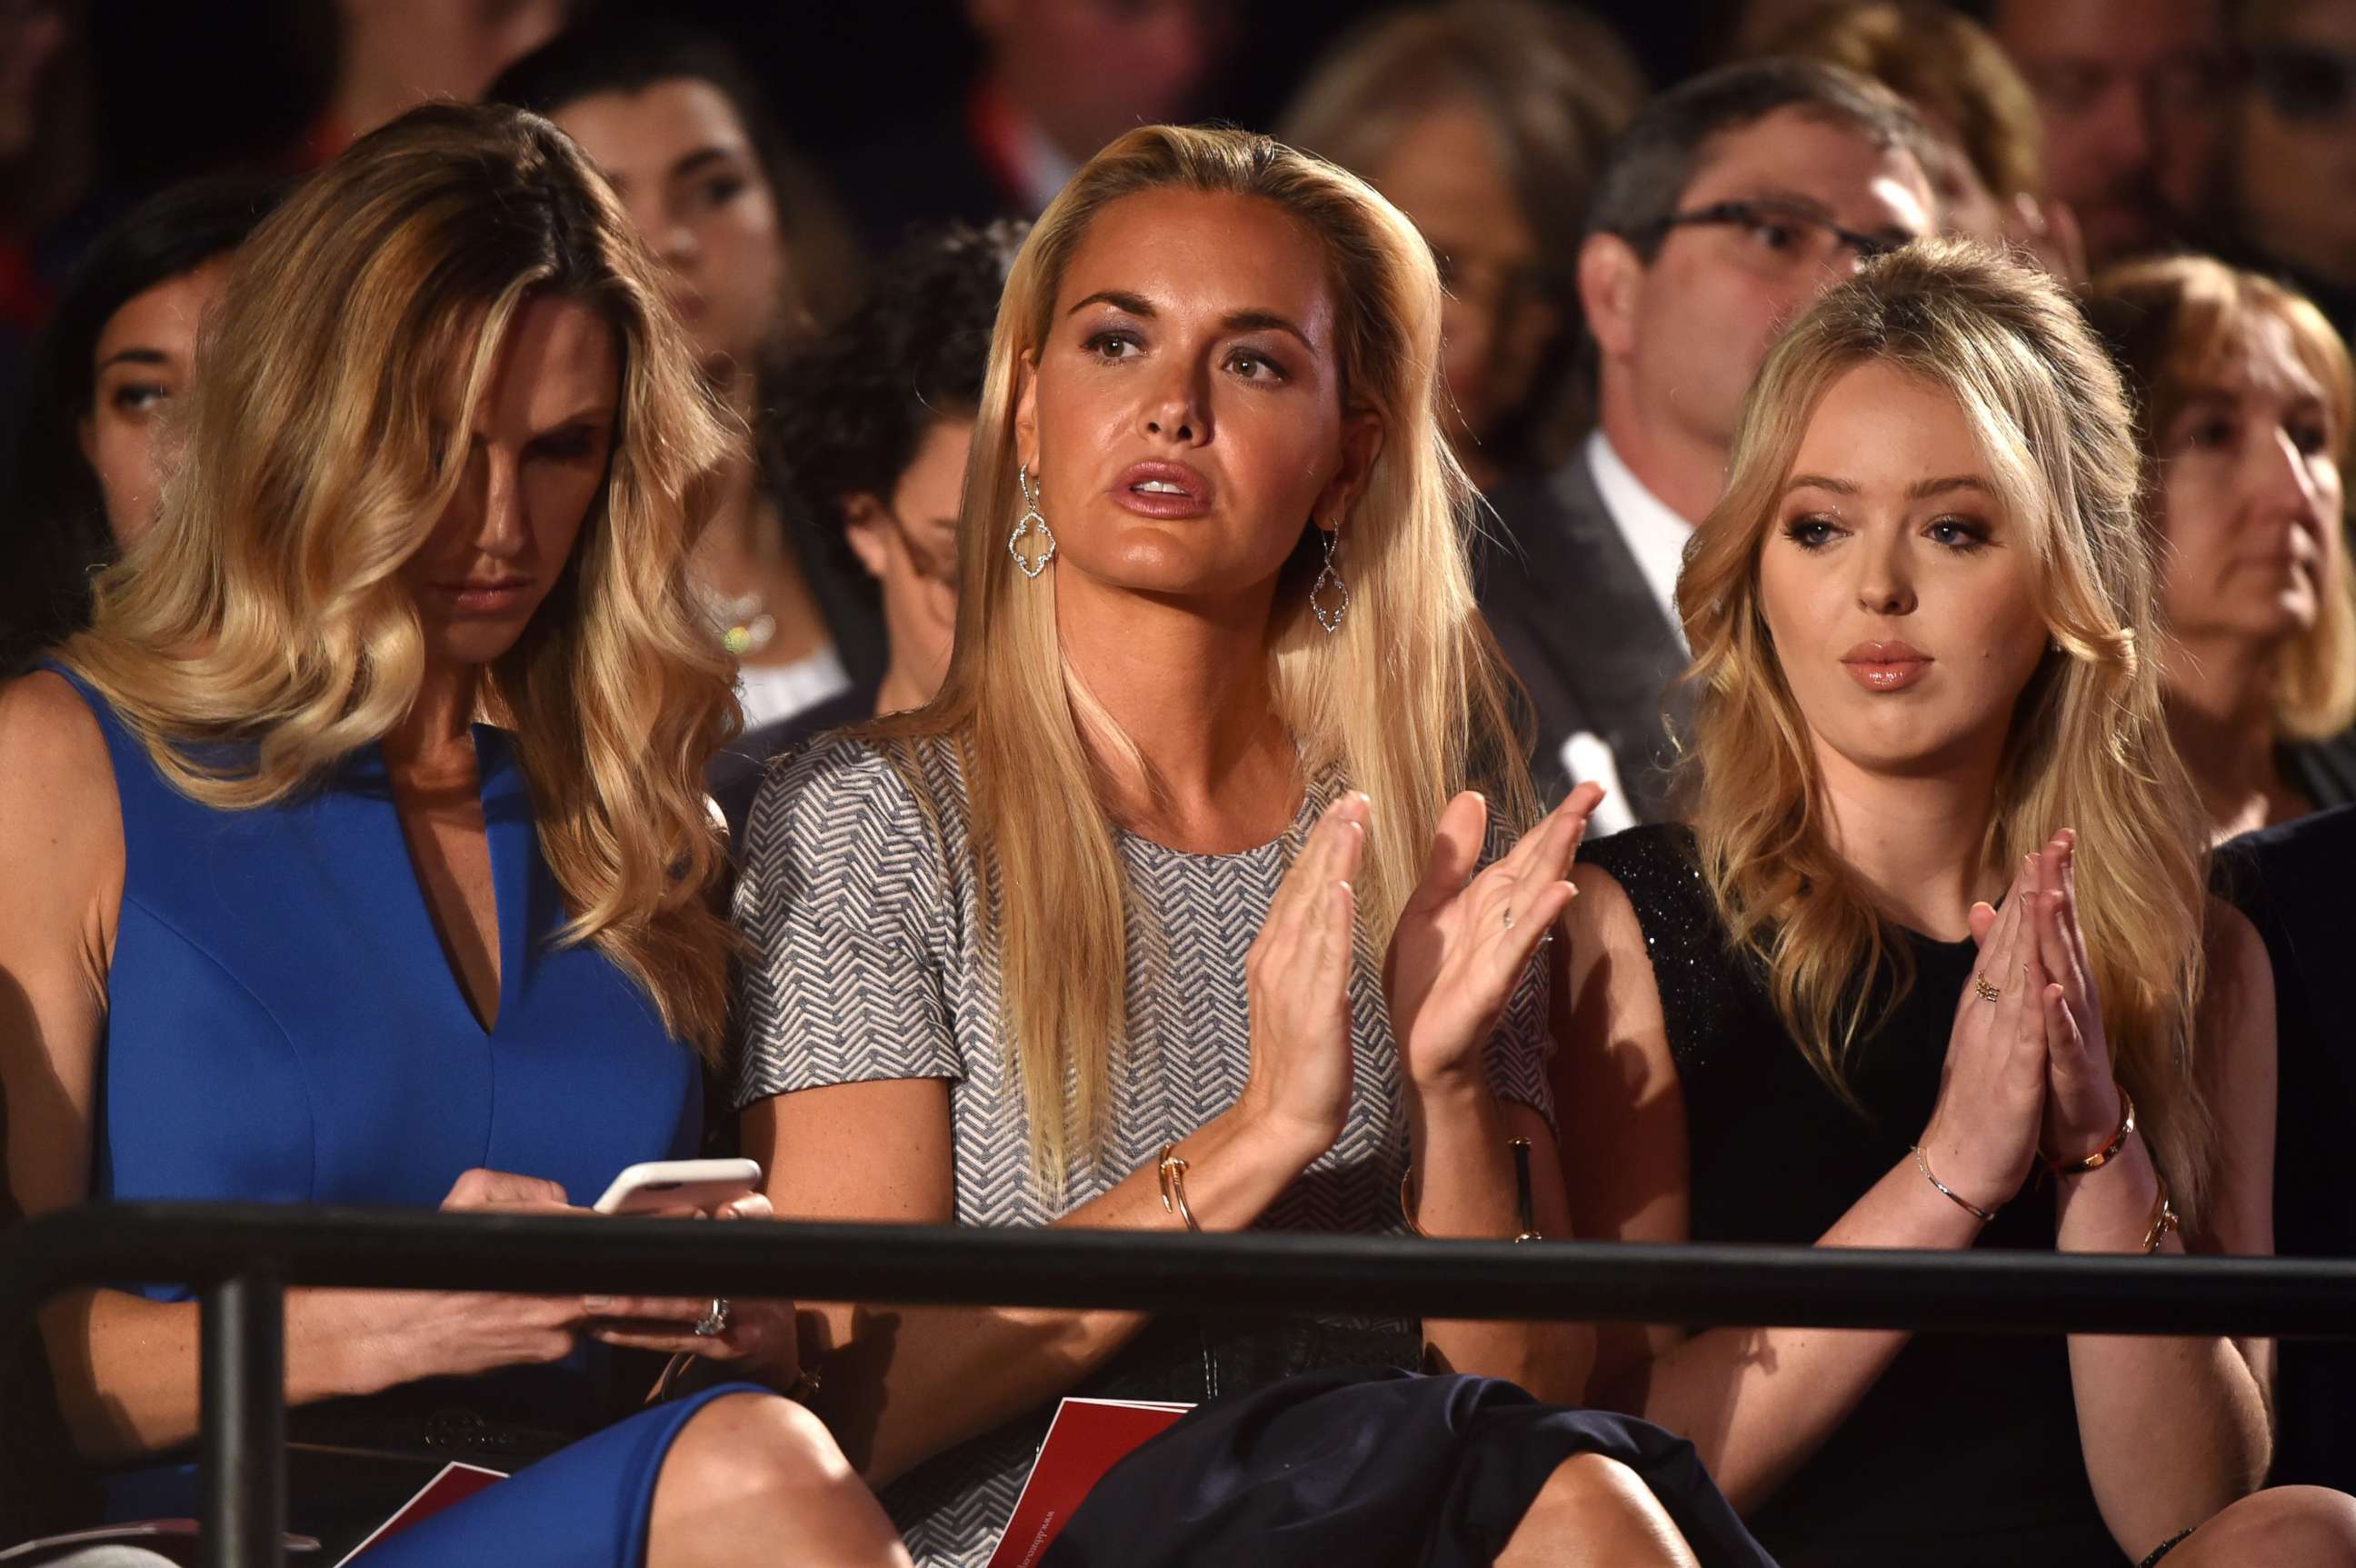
top-left (1632, 198), bottom-right (1913, 275)
top-left (2252, 44), bottom-right (2356, 123)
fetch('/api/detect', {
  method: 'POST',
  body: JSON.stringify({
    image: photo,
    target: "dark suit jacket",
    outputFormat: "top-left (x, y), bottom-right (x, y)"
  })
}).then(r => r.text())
top-left (2219, 804), bottom-right (2356, 1494)
top-left (1478, 453), bottom-right (1693, 822)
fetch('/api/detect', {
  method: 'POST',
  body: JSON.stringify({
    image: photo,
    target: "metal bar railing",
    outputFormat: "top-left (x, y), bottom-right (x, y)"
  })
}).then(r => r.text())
top-left (5, 1202), bottom-right (2356, 1567)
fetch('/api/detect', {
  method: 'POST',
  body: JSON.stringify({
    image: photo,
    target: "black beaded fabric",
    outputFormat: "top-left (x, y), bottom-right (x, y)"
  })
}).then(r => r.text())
top-left (1578, 824), bottom-right (2131, 1568)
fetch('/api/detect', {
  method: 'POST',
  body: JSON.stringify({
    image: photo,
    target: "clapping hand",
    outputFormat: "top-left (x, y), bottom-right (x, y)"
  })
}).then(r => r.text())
top-left (1919, 851), bottom-right (2053, 1216)
top-left (1385, 784), bottom-right (1603, 1094)
top-left (2002, 829), bottom-right (2123, 1165)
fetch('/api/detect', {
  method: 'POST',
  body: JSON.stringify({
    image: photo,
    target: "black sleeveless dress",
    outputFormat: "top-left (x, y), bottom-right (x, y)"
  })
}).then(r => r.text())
top-left (1581, 825), bottom-right (2129, 1568)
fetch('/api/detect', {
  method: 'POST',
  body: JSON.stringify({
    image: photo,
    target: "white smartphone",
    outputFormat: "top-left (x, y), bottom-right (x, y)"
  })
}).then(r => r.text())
top-left (593, 1157), bottom-right (764, 1216)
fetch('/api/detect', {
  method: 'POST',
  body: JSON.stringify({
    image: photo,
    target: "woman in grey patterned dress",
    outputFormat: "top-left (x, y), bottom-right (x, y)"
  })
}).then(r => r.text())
top-left (734, 126), bottom-right (1764, 1568)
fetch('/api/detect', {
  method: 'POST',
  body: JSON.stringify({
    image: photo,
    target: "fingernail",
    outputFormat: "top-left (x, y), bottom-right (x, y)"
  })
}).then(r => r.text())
top-left (584, 1296), bottom-right (611, 1310)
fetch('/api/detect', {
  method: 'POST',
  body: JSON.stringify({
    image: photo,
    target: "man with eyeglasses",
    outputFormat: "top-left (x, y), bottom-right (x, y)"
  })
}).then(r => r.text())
top-left (1482, 59), bottom-right (1934, 824)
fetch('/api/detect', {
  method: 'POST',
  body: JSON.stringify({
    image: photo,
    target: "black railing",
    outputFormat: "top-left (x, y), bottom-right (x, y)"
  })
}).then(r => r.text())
top-left (6, 1203), bottom-right (2356, 1567)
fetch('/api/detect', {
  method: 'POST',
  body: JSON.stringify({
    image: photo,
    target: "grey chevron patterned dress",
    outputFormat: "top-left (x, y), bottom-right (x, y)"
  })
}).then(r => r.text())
top-left (733, 731), bottom-right (1555, 1568)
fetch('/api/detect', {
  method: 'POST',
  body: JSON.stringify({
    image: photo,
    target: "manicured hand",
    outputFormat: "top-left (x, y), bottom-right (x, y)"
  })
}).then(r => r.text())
top-left (1235, 793), bottom-right (1370, 1158)
top-left (1385, 784), bottom-right (1602, 1094)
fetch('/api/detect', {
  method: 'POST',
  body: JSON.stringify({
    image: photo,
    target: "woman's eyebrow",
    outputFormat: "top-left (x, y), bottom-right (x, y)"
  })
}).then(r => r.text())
top-left (1067, 289), bottom-right (1155, 318)
top-left (96, 346), bottom-right (171, 373)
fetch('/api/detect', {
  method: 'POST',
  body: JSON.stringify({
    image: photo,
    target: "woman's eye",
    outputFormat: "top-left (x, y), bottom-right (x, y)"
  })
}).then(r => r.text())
top-left (533, 428), bottom-right (600, 461)
top-left (2182, 417), bottom-right (2237, 451)
top-left (700, 174), bottom-right (747, 208)
top-left (1782, 515), bottom-right (1841, 548)
top-left (2291, 421), bottom-right (2334, 457)
top-left (1227, 349), bottom-right (1287, 382)
top-left (109, 383), bottom-right (169, 416)
top-left (1926, 516), bottom-right (1990, 551)
top-left (1082, 330), bottom-right (1141, 362)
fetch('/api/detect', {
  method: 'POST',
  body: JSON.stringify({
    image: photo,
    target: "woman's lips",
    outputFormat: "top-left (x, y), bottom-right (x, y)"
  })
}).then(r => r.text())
top-left (1110, 461), bottom-right (1213, 519)
top-left (1842, 640), bottom-right (1932, 693)
top-left (433, 580), bottom-right (532, 614)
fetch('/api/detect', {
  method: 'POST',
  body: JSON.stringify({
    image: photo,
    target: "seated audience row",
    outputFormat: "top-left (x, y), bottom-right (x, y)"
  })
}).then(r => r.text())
top-left (2, 28), bottom-right (2354, 1568)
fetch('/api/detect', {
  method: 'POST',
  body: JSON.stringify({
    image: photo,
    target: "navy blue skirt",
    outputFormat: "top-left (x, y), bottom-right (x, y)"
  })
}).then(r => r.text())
top-left (1043, 1369), bottom-right (1776, 1568)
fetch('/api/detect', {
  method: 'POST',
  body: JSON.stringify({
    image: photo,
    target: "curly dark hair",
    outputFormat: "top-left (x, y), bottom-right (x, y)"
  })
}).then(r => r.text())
top-left (767, 219), bottom-right (1027, 552)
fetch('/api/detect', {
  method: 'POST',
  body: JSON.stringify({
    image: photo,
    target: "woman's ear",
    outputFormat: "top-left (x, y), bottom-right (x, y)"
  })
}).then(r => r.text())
top-left (1013, 350), bottom-right (1042, 473)
top-left (1313, 410), bottom-right (1386, 525)
top-left (839, 494), bottom-right (893, 580)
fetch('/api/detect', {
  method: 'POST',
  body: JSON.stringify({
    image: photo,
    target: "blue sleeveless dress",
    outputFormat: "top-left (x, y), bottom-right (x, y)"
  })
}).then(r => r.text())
top-left (51, 667), bottom-right (761, 1567)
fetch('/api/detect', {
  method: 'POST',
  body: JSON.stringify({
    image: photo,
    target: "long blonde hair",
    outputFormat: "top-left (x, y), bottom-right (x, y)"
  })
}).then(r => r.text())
top-left (2084, 255), bottom-right (2356, 744)
top-left (62, 103), bottom-right (742, 1059)
top-left (871, 124), bottom-right (1533, 1181)
top-left (1676, 242), bottom-right (2217, 1223)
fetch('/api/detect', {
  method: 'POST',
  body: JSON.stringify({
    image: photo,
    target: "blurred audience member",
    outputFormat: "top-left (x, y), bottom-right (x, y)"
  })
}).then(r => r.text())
top-left (2232, 0), bottom-right (2356, 345)
top-left (1279, 0), bottom-right (1642, 493)
top-left (833, 0), bottom-right (1235, 248)
top-left (2086, 256), bottom-right (2356, 841)
top-left (493, 19), bottom-right (883, 734)
top-left (709, 219), bottom-right (1024, 842)
top-left (0, 0), bottom-right (94, 479)
top-left (1769, 1), bottom-right (2083, 279)
top-left (1, 175), bottom-right (279, 674)
top-left (303, 0), bottom-right (566, 163)
top-left (1482, 59), bottom-right (1934, 819)
top-left (1989, 0), bottom-right (2236, 270)
top-left (2221, 803), bottom-right (2356, 1496)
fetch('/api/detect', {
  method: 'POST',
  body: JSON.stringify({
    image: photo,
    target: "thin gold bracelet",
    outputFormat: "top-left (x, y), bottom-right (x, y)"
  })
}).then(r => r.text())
top-left (1400, 1139), bottom-right (1542, 1243)
top-left (1911, 1144), bottom-right (1999, 1223)
top-left (1157, 1142), bottom-right (1201, 1233)
top-left (2045, 1086), bottom-right (2136, 1178)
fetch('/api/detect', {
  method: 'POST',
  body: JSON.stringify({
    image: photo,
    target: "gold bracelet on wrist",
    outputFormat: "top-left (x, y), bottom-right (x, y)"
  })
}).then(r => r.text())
top-left (1157, 1142), bottom-right (1201, 1233)
top-left (2045, 1086), bottom-right (2135, 1178)
top-left (1399, 1138), bottom-right (1543, 1243)
top-left (1911, 1144), bottom-right (1999, 1223)
top-left (2141, 1169), bottom-right (2180, 1254)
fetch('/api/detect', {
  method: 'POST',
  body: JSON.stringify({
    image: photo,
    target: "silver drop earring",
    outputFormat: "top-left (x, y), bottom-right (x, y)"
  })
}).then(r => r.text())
top-left (1009, 464), bottom-right (1057, 578)
top-left (1312, 524), bottom-right (1350, 634)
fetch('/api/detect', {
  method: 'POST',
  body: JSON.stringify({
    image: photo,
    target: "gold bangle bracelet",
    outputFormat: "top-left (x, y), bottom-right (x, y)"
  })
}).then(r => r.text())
top-left (2142, 1169), bottom-right (2180, 1254)
top-left (2046, 1086), bottom-right (2136, 1178)
top-left (1157, 1142), bottom-right (1200, 1233)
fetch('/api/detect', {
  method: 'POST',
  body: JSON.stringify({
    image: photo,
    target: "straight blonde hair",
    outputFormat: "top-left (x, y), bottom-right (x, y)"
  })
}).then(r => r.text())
top-left (2084, 255), bottom-right (2356, 744)
top-left (1675, 242), bottom-right (2218, 1225)
top-left (870, 125), bottom-right (1533, 1183)
top-left (62, 103), bottom-right (743, 1058)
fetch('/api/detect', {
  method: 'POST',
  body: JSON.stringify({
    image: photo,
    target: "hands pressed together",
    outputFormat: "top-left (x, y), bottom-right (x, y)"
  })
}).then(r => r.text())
top-left (1919, 827), bottom-right (2128, 1221)
top-left (313, 1167), bottom-right (801, 1399)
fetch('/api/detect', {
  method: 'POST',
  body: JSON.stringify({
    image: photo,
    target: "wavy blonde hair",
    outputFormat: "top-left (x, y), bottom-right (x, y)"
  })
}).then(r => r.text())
top-left (2084, 255), bottom-right (2356, 744)
top-left (869, 125), bottom-right (1533, 1182)
top-left (61, 103), bottom-right (742, 1058)
top-left (1675, 242), bottom-right (2218, 1223)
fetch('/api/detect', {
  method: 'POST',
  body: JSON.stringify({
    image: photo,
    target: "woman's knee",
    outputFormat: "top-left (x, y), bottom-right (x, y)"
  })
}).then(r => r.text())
top-left (1507, 1453), bottom-right (1699, 1568)
top-left (2177, 1486), bottom-right (2356, 1567)
top-left (659, 1391), bottom-right (856, 1510)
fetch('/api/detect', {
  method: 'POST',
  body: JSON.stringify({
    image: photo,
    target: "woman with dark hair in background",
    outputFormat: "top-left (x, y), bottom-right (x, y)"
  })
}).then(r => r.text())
top-left (1279, 0), bottom-right (1642, 496)
top-left (2086, 255), bottom-right (2356, 840)
top-left (0, 174), bottom-right (279, 673)
top-left (491, 19), bottom-right (883, 735)
top-left (709, 219), bottom-right (1026, 843)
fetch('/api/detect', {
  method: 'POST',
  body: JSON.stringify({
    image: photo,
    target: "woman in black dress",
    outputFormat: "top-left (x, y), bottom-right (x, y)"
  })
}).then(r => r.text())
top-left (1555, 241), bottom-right (2356, 1566)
